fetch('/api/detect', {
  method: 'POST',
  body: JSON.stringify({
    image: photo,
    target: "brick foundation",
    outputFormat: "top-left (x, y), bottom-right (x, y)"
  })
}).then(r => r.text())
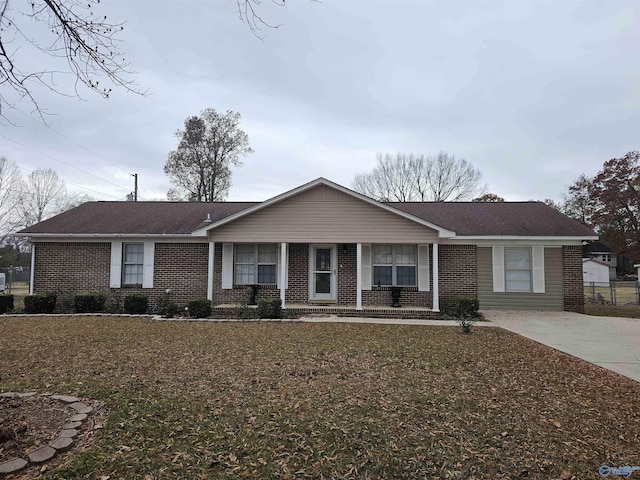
top-left (563, 245), bottom-right (585, 313)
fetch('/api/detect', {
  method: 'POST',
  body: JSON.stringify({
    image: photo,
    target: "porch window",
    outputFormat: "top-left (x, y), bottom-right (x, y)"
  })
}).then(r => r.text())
top-left (234, 244), bottom-right (277, 285)
top-left (122, 243), bottom-right (144, 285)
top-left (372, 244), bottom-right (416, 287)
top-left (505, 247), bottom-right (531, 292)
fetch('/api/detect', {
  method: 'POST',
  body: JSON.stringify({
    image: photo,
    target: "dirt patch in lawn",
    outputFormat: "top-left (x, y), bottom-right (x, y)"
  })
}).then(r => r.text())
top-left (0, 396), bottom-right (70, 462)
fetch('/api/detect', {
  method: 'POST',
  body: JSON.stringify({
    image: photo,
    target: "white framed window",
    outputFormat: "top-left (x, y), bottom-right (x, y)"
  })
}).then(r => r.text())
top-left (234, 244), bottom-right (278, 285)
top-left (122, 243), bottom-right (144, 285)
top-left (504, 247), bottom-right (531, 292)
top-left (372, 244), bottom-right (417, 287)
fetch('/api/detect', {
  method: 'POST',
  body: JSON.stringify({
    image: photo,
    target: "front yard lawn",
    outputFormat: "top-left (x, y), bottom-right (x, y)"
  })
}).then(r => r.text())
top-left (1, 317), bottom-right (639, 479)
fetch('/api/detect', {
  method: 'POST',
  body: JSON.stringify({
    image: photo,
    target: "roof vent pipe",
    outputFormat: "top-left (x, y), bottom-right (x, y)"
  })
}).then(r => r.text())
top-left (203, 213), bottom-right (212, 223)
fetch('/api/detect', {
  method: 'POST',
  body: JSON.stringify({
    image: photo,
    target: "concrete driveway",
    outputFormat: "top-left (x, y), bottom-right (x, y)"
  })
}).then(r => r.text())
top-left (484, 310), bottom-right (640, 383)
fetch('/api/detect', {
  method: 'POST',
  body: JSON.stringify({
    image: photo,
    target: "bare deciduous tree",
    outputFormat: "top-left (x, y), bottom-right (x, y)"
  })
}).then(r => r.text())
top-left (1, 1), bottom-right (312, 121)
top-left (164, 108), bottom-right (253, 202)
top-left (18, 168), bottom-right (68, 226)
top-left (0, 157), bottom-right (22, 243)
top-left (352, 152), bottom-right (486, 202)
top-left (0, 0), bottom-right (145, 121)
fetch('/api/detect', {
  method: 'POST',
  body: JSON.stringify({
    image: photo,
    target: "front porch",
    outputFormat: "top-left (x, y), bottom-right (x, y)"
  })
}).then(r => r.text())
top-left (211, 303), bottom-right (441, 320)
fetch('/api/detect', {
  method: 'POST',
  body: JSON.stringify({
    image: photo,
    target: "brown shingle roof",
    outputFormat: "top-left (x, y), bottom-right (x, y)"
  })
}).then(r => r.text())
top-left (19, 201), bottom-right (257, 235)
top-left (388, 201), bottom-right (596, 237)
top-left (19, 199), bottom-right (596, 238)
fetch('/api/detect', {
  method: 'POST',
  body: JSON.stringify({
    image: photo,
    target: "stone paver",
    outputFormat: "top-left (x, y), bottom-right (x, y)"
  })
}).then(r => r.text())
top-left (27, 445), bottom-right (56, 463)
top-left (50, 436), bottom-right (73, 450)
top-left (52, 394), bottom-right (80, 403)
top-left (63, 421), bottom-right (82, 429)
top-left (1, 392), bottom-right (95, 471)
top-left (69, 402), bottom-right (93, 414)
top-left (0, 457), bottom-right (28, 474)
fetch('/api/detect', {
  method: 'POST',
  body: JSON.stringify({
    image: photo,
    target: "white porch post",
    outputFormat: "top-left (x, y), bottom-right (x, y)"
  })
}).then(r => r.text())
top-left (356, 243), bottom-right (363, 310)
top-left (280, 242), bottom-right (287, 309)
top-left (432, 243), bottom-right (440, 312)
top-left (29, 244), bottom-right (36, 295)
top-left (207, 241), bottom-right (215, 301)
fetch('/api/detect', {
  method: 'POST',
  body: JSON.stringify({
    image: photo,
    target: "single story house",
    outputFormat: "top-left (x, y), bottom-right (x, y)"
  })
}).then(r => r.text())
top-left (18, 178), bottom-right (597, 315)
top-left (582, 258), bottom-right (610, 286)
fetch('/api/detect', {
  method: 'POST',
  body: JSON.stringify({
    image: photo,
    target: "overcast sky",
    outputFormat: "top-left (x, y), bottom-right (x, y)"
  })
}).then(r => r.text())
top-left (2, 0), bottom-right (639, 203)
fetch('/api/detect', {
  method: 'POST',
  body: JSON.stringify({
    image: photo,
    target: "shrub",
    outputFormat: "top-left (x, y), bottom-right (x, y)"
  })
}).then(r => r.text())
top-left (0, 294), bottom-right (14, 314)
top-left (156, 290), bottom-right (179, 318)
top-left (234, 300), bottom-right (254, 320)
top-left (187, 298), bottom-right (212, 318)
top-left (124, 294), bottom-right (148, 314)
top-left (442, 296), bottom-right (480, 319)
top-left (256, 298), bottom-right (282, 319)
top-left (24, 293), bottom-right (57, 314)
top-left (442, 296), bottom-right (480, 334)
top-left (74, 292), bottom-right (107, 313)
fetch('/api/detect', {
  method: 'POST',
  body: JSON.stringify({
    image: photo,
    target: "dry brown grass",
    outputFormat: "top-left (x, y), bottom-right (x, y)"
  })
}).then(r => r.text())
top-left (1, 317), bottom-right (639, 479)
top-left (585, 303), bottom-right (640, 319)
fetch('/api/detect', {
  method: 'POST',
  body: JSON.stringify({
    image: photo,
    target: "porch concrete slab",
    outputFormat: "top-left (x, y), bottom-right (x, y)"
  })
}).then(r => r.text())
top-left (484, 310), bottom-right (640, 383)
top-left (299, 316), bottom-right (497, 326)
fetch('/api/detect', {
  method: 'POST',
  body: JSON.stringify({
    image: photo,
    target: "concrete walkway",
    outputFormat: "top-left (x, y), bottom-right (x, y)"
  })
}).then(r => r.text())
top-left (484, 310), bottom-right (640, 383)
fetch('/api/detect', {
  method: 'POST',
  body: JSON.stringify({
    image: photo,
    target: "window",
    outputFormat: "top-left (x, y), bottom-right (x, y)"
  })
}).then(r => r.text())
top-left (504, 247), bottom-right (531, 292)
top-left (372, 245), bottom-right (416, 287)
top-left (234, 244), bottom-right (277, 285)
top-left (122, 243), bottom-right (144, 285)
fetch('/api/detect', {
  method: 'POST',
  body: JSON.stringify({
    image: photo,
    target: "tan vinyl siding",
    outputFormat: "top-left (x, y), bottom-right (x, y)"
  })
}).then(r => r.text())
top-left (209, 185), bottom-right (438, 243)
top-left (477, 246), bottom-right (563, 310)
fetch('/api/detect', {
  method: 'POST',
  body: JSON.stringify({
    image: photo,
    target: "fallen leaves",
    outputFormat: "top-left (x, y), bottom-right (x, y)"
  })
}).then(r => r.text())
top-left (0, 317), bottom-right (639, 479)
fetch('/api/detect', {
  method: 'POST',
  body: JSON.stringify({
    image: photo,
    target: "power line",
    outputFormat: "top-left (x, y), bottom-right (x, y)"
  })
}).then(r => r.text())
top-left (0, 133), bottom-right (131, 194)
top-left (12, 107), bottom-right (134, 178)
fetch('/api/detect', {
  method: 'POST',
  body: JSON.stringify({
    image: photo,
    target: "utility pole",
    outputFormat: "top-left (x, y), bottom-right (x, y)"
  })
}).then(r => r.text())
top-left (132, 173), bottom-right (138, 202)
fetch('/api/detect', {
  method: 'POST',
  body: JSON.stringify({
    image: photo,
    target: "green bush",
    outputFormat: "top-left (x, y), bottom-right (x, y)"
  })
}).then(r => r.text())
top-left (187, 298), bottom-right (212, 318)
top-left (0, 294), bottom-right (14, 314)
top-left (256, 298), bottom-right (282, 319)
top-left (24, 293), bottom-right (57, 314)
top-left (74, 292), bottom-right (107, 313)
top-left (234, 300), bottom-right (255, 320)
top-left (156, 290), bottom-right (179, 318)
top-left (124, 294), bottom-right (148, 314)
top-left (442, 296), bottom-right (480, 319)
top-left (442, 296), bottom-right (480, 333)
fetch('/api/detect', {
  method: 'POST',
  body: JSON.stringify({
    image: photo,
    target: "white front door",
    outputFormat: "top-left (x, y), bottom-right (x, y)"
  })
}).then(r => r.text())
top-left (309, 245), bottom-right (337, 301)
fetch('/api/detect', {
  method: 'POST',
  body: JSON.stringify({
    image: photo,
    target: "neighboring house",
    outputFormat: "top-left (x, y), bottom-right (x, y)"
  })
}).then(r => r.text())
top-left (18, 178), bottom-right (597, 315)
top-left (582, 258), bottom-right (610, 286)
top-left (586, 241), bottom-right (617, 280)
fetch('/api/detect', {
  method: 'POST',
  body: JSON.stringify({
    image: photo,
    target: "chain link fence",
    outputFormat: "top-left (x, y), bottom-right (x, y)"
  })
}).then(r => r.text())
top-left (0, 266), bottom-right (30, 294)
top-left (584, 281), bottom-right (640, 305)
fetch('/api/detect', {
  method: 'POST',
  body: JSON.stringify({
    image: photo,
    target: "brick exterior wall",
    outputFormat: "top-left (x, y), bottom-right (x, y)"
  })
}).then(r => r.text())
top-left (337, 244), bottom-right (357, 305)
top-left (33, 241), bottom-right (485, 313)
top-left (33, 242), bottom-right (209, 311)
top-left (438, 244), bottom-right (478, 304)
top-left (34, 242), bottom-right (111, 295)
top-left (563, 245), bottom-right (585, 313)
top-left (286, 244), bottom-right (309, 304)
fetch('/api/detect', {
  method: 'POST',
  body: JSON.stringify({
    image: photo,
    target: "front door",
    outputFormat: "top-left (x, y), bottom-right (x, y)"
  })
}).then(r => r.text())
top-left (309, 245), bottom-right (337, 301)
